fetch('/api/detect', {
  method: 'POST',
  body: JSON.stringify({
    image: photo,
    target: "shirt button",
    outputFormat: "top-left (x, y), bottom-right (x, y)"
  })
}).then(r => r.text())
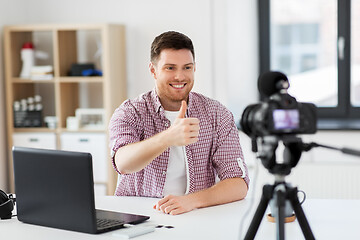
top-left (162, 171), bottom-right (166, 175)
top-left (165, 122), bottom-right (169, 127)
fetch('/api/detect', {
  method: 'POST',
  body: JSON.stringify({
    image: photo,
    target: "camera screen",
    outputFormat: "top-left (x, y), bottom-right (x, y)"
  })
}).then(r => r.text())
top-left (273, 109), bottom-right (299, 130)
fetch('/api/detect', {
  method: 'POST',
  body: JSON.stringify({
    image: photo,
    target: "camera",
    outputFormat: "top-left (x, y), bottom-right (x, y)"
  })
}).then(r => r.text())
top-left (240, 71), bottom-right (317, 138)
top-left (241, 72), bottom-right (320, 239)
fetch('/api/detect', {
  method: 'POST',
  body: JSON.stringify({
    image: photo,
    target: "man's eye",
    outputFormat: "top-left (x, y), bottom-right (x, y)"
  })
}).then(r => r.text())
top-left (185, 66), bottom-right (192, 70)
top-left (166, 67), bottom-right (174, 70)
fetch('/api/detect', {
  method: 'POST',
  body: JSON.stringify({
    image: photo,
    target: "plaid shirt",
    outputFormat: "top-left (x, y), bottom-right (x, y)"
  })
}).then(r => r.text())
top-left (109, 89), bottom-right (249, 197)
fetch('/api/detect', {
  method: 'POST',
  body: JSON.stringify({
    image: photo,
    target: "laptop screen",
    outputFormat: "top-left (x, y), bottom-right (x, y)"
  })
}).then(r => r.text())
top-left (13, 147), bottom-right (98, 233)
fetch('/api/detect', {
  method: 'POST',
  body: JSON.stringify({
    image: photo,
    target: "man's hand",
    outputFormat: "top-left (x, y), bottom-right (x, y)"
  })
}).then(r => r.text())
top-left (153, 194), bottom-right (197, 215)
top-left (153, 178), bottom-right (248, 215)
top-left (165, 100), bottom-right (200, 146)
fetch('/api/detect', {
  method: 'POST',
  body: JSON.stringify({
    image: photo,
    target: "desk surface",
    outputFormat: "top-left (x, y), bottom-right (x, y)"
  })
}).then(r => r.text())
top-left (2, 196), bottom-right (360, 240)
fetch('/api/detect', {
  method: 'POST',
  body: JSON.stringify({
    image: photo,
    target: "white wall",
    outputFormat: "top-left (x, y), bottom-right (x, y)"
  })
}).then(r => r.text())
top-left (226, 0), bottom-right (259, 118)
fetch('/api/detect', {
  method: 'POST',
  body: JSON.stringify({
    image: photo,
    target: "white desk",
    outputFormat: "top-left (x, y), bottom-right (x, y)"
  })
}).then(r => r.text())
top-left (2, 196), bottom-right (360, 239)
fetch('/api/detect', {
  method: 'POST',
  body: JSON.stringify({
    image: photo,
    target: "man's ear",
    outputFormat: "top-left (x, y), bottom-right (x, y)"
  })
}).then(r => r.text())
top-left (193, 62), bottom-right (196, 72)
top-left (149, 62), bottom-right (157, 79)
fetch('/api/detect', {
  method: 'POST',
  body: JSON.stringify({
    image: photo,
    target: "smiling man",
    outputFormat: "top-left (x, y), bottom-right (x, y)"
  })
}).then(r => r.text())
top-left (109, 31), bottom-right (249, 215)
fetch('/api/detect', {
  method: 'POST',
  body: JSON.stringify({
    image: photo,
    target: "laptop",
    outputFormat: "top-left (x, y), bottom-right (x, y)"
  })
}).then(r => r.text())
top-left (12, 146), bottom-right (149, 234)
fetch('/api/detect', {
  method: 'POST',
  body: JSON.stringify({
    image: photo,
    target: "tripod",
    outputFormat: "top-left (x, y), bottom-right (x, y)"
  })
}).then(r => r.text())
top-left (244, 135), bottom-right (315, 240)
top-left (244, 177), bottom-right (314, 239)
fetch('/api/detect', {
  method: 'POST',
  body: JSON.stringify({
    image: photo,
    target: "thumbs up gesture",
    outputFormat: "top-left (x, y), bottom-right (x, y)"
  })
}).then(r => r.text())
top-left (166, 100), bottom-right (200, 146)
top-left (177, 100), bottom-right (188, 119)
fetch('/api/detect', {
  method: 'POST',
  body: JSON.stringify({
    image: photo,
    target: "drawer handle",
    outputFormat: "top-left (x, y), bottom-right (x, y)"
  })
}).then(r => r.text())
top-left (29, 138), bottom-right (39, 142)
top-left (79, 139), bottom-right (89, 142)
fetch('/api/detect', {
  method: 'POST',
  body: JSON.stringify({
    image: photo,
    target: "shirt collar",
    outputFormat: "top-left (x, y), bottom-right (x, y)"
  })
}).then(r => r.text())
top-left (151, 88), bottom-right (194, 116)
top-left (187, 92), bottom-right (194, 116)
top-left (151, 88), bottom-right (163, 113)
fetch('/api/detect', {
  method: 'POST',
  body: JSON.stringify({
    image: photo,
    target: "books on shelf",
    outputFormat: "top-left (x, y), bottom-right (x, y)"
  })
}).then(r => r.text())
top-left (30, 65), bottom-right (53, 80)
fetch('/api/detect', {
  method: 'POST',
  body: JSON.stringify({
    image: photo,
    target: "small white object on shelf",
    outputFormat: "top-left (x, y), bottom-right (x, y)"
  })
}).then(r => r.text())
top-left (44, 116), bottom-right (58, 129)
top-left (20, 42), bottom-right (35, 78)
top-left (75, 108), bottom-right (105, 130)
top-left (66, 116), bottom-right (79, 130)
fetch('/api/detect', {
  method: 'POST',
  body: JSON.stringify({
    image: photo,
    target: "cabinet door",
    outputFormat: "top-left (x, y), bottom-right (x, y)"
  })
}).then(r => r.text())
top-left (13, 133), bottom-right (57, 150)
top-left (60, 133), bottom-right (108, 183)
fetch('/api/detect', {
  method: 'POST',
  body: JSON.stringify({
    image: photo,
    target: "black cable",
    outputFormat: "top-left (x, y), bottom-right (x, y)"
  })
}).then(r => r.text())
top-left (297, 189), bottom-right (306, 205)
top-left (238, 157), bottom-right (259, 239)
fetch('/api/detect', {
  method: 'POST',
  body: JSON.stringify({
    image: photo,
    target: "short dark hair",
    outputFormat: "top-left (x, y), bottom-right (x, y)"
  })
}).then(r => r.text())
top-left (150, 31), bottom-right (195, 63)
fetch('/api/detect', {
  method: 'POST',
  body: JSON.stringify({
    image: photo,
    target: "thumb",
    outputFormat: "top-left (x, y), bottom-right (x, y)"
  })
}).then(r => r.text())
top-left (177, 100), bottom-right (187, 119)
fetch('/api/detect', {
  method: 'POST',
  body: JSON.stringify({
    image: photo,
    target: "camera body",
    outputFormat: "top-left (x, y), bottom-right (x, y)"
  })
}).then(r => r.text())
top-left (241, 91), bottom-right (317, 138)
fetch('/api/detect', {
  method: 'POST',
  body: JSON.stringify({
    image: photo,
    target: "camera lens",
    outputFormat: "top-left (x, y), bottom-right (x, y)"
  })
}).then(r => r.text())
top-left (240, 104), bottom-right (260, 137)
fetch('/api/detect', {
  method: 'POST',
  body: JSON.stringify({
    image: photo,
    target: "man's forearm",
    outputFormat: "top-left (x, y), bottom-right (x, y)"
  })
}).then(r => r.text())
top-left (154, 177), bottom-right (248, 215)
top-left (115, 131), bottom-right (170, 174)
top-left (189, 177), bottom-right (248, 209)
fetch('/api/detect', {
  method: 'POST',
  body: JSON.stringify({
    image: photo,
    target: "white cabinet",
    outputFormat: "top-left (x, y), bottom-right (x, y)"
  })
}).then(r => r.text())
top-left (60, 132), bottom-right (108, 184)
top-left (13, 132), bottom-right (57, 150)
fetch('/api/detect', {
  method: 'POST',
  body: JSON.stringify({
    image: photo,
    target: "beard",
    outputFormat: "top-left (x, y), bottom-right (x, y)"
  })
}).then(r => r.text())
top-left (155, 84), bottom-right (192, 110)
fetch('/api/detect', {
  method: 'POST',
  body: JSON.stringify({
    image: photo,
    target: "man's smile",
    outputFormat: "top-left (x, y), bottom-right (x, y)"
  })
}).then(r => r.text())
top-left (170, 83), bottom-right (187, 89)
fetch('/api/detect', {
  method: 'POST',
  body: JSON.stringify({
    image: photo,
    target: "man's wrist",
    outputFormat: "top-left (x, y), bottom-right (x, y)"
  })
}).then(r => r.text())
top-left (187, 191), bottom-right (205, 209)
top-left (156, 129), bottom-right (172, 149)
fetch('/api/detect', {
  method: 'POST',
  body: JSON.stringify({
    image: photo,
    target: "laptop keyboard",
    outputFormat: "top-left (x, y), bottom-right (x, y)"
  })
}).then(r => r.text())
top-left (96, 218), bottom-right (124, 230)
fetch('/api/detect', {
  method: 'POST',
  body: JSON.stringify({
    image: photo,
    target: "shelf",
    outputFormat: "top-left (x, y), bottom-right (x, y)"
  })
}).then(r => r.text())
top-left (59, 76), bottom-right (103, 83)
top-left (13, 127), bottom-right (56, 133)
top-left (4, 23), bottom-right (127, 195)
top-left (59, 128), bottom-right (106, 133)
top-left (12, 77), bottom-right (104, 83)
top-left (12, 128), bottom-right (105, 134)
top-left (12, 78), bottom-right (55, 83)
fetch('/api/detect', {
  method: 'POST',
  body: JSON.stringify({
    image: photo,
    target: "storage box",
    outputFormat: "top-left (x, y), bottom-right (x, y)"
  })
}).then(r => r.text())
top-left (13, 110), bottom-right (42, 127)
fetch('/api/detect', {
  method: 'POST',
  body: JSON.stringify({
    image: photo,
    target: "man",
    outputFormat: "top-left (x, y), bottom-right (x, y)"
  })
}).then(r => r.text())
top-left (109, 31), bottom-right (249, 215)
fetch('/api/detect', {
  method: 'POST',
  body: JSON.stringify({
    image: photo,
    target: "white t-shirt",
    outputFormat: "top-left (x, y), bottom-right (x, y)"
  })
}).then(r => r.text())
top-left (162, 110), bottom-right (188, 196)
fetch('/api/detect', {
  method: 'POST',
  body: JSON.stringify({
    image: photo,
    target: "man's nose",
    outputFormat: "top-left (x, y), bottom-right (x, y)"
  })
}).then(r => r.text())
top-left (175, 70), bottom-right (186, 80)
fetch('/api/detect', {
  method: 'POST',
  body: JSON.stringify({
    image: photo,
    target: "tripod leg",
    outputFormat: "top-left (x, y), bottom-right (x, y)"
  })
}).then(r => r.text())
top-left (275, 189), bottom-right (285, 240)
top-left (244, 185), bottom-right (273, 240)
top-left (288, 187), bottom-right (315, 240)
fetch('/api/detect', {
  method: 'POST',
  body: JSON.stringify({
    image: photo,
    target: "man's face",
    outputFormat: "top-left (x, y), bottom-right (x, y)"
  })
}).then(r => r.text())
top-left (150, 48), bottom-right (195, 110)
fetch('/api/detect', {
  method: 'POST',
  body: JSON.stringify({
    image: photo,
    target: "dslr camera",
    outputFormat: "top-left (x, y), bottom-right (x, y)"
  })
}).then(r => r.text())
top-left (241, 71), bottom-right (317, 138)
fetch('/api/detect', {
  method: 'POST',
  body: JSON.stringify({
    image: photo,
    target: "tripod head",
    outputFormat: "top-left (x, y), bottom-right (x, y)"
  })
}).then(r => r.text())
top-left (254, 134), bottom-right (303, 176)
top-left (253, 132), bottom-right (360, 177)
